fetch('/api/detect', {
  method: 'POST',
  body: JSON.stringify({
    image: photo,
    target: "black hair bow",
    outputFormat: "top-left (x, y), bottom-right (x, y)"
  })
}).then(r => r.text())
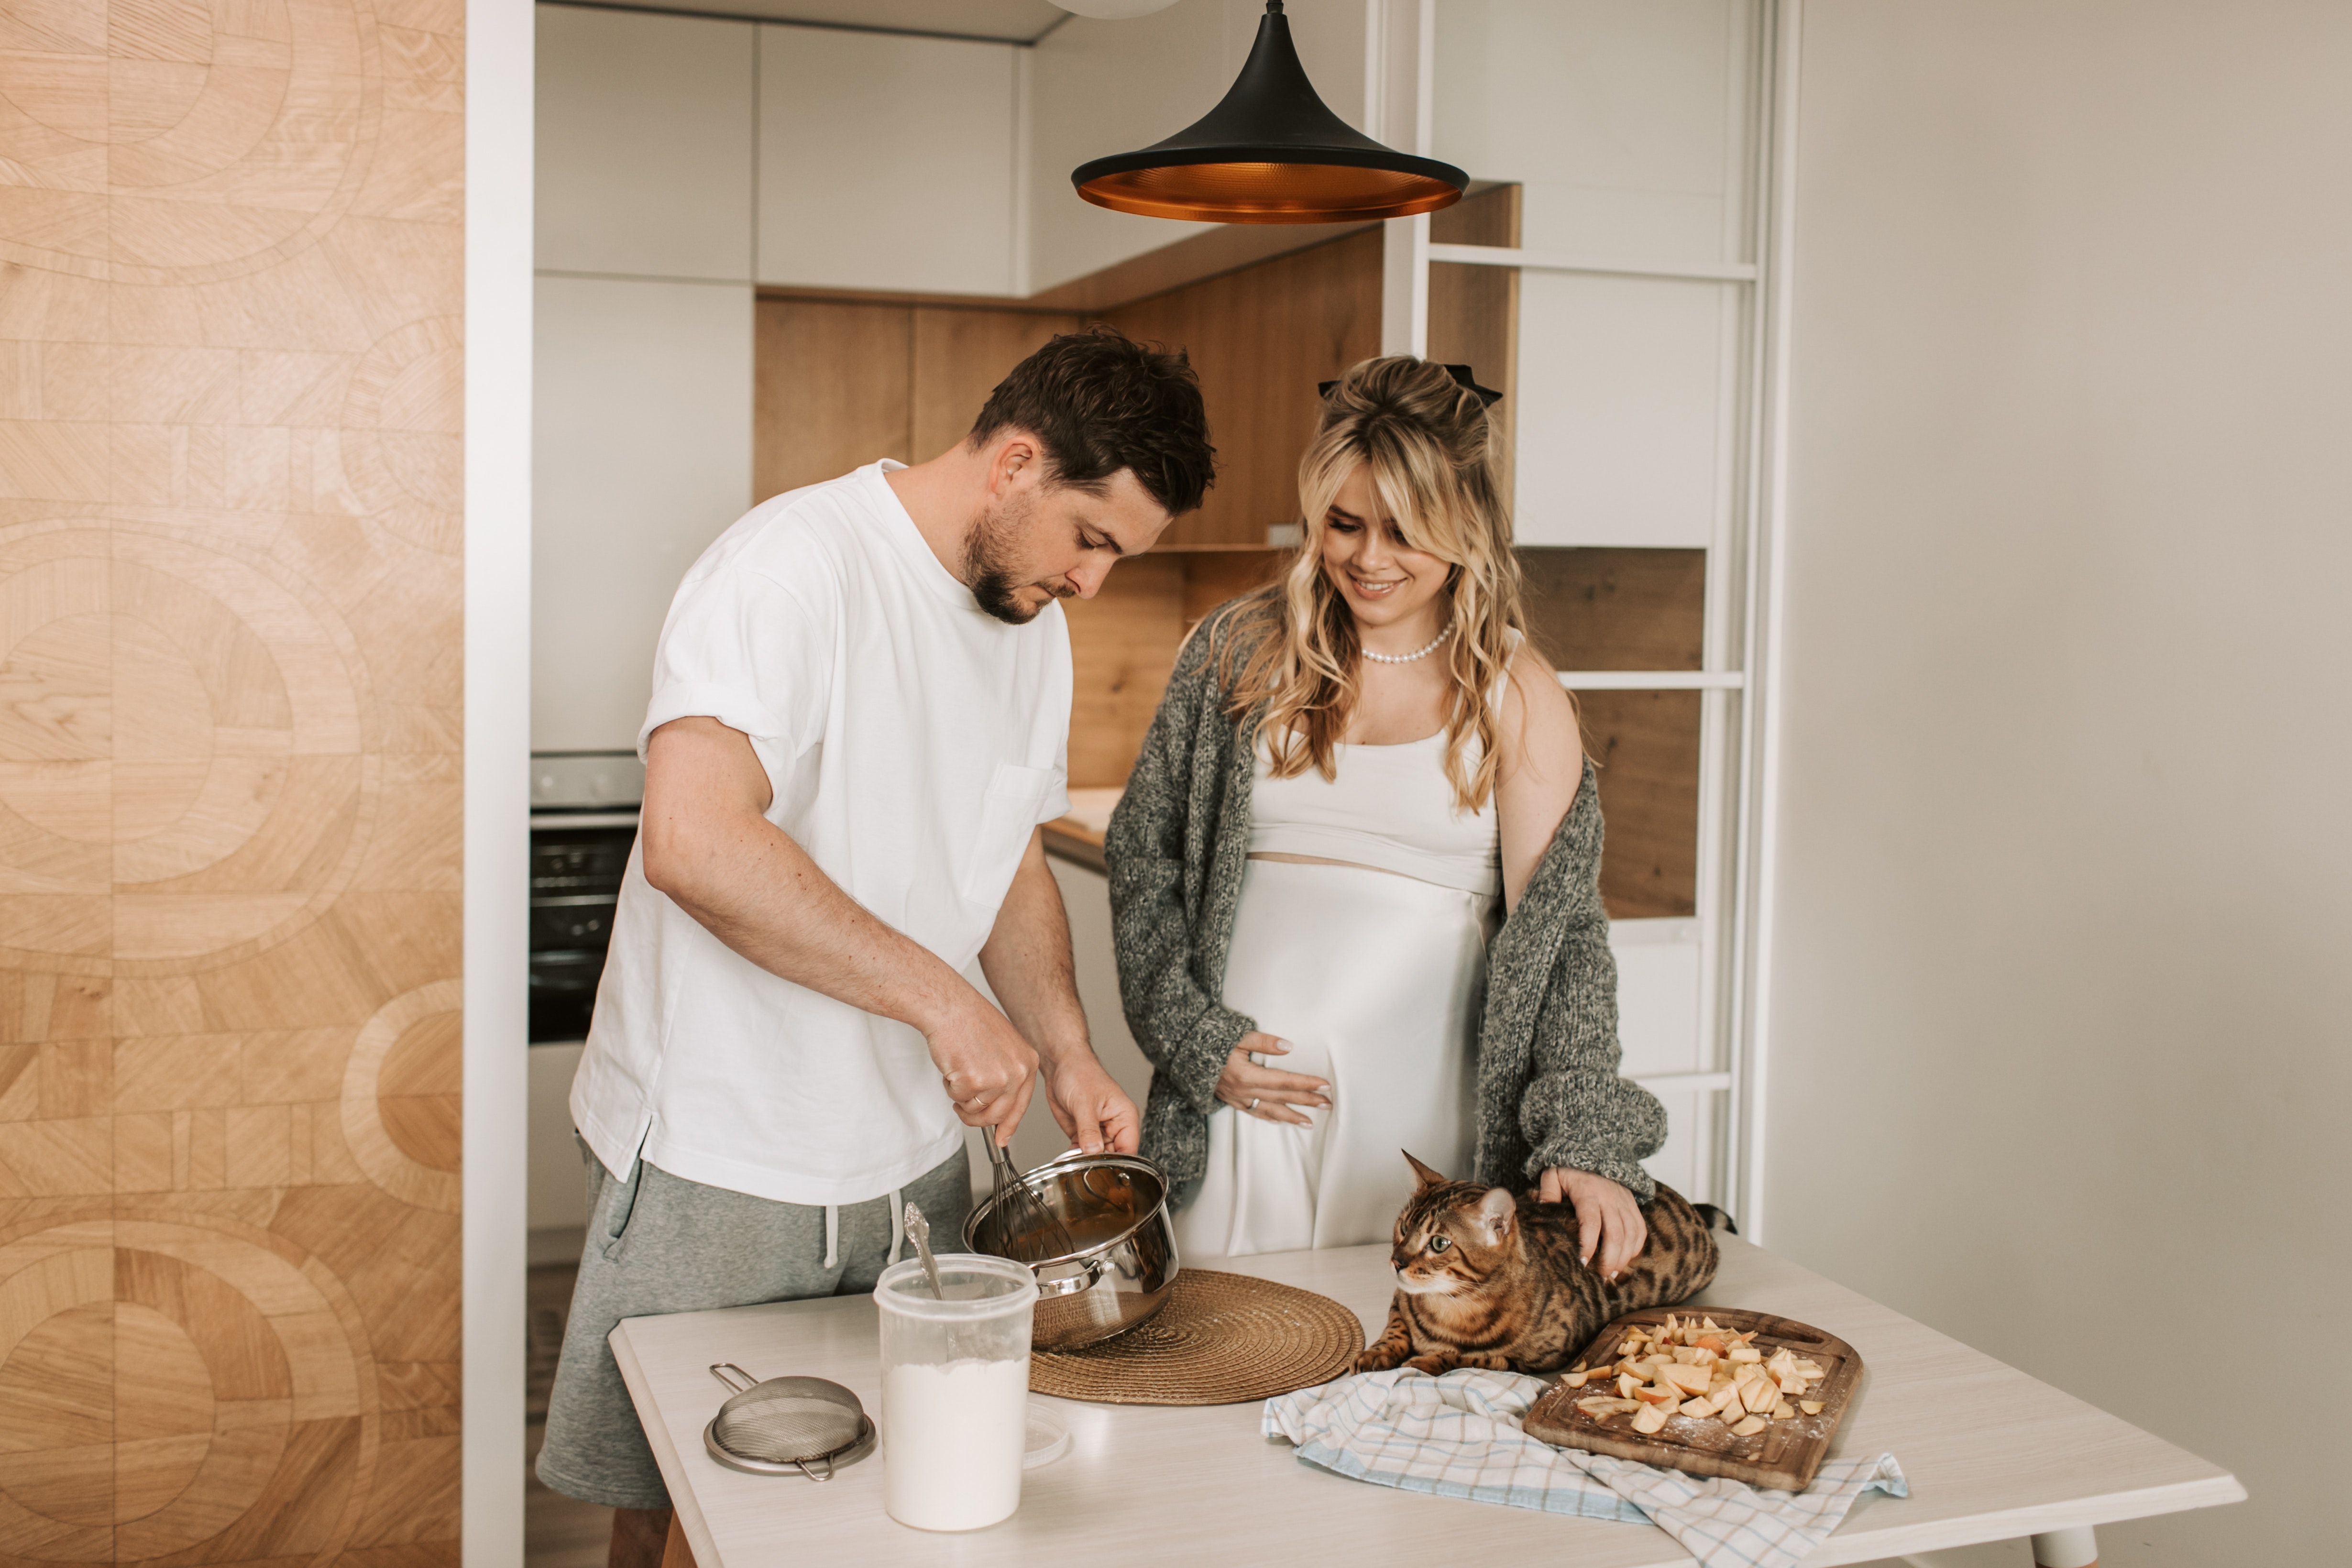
top-left (1318, 363), bottom-right (1502, 408)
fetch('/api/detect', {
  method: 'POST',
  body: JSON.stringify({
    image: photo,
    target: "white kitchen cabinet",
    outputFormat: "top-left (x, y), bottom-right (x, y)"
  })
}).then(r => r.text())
top-left (1512, 270), bottom-right (1733, 548)
top-left (528, 1042), bottom-right (588, 1243)
top-left (1025, 0), bottom-right (1372, 293)
top-left (758, 26), bottom-right (1020, 296)
top-left (533, 275), bottom-right (754, 753)
top-left (536, 6), bottom-right (756, 282)
top-left (1610, 917), bottom-right (1704, 1078)
top-left (1433, 0), bottom-right (1757, 263)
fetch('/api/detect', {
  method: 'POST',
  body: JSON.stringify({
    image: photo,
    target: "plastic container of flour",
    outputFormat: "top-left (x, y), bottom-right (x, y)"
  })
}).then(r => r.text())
top-left (874, 1253), bottom-right (1037, 1532)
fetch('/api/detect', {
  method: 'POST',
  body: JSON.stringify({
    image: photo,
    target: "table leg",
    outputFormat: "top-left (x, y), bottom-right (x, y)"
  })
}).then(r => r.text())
top-left (660, 1513), bottom-right (699, 1568)
top-left (2030, 1524), bottom-right (2098, 1567)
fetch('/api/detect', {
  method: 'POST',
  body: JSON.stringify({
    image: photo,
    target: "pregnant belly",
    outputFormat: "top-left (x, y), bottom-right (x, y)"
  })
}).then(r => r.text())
top-left (1223, 857), bottom-right (1489, 1160)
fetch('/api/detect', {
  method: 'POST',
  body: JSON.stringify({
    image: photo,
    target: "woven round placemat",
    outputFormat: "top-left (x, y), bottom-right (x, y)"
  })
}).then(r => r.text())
top-left (1028, 1269), bottom-right (1363, 1406)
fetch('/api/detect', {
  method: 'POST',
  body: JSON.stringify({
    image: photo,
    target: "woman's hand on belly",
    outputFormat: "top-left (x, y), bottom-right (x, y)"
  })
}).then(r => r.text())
top-left (1215, 1033), bottom-right (1331, 1125)
top-left (1538, 1166), bottom-right (1648, 1280)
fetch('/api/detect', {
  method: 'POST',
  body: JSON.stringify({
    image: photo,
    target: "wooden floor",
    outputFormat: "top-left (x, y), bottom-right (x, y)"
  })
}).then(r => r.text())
top-left (528, 1261), bottom-right (613, 1568)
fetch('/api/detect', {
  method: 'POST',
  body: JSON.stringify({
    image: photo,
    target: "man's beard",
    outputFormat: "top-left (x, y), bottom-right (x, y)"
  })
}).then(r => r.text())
top-left (962, 493), bottom-right (1045, 625)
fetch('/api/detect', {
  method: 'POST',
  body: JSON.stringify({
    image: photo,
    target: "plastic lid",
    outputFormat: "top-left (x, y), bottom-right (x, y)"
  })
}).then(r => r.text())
top-left (876, 1253), bottom-right (1037, 1322)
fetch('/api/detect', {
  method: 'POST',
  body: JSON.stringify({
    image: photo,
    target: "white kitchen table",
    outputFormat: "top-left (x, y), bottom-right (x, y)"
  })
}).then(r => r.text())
top-left (610, 1234), bottom-right (2241, 1567)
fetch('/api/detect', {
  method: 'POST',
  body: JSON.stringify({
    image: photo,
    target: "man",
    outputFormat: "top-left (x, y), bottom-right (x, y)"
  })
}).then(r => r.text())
top-left (537, 327), bottom-right (1216, 1562)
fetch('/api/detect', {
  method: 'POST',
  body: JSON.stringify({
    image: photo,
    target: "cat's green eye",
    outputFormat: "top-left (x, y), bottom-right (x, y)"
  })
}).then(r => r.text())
top-left (1429, 1234), bottom-right (1451, 1252)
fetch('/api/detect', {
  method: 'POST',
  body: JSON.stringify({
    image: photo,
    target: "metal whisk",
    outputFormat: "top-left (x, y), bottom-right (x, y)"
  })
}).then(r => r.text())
top-left (974, 1129), bottom-right (1075, 1264)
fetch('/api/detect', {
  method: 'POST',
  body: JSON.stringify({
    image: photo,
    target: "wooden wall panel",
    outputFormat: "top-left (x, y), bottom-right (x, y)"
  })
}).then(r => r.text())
top-left (1521, 546), bottom-right (1707, 671)
top-left (1102, 229), bottom-right (1384, 548)
top-left (1062, 556), bottom-right (1184, 789)
top-left (0, 2), bottom-right (464, 1562)
top-left (1578, 690), bottom-right (1701, 921)
top-left (1521, 547), bottom-right (1706, 919)
top-left (909, 307), bottom-right (1080, 459)
top-left (754, 300), bottom-right (912, 503)
top-left (1429, 183), bottom-right (1522, 479)
top-left (754, 299), bottom-right (1083, 504)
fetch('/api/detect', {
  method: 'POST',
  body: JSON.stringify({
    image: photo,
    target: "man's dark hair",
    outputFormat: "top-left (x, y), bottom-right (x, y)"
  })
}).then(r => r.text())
top-left (968, 325), bottom-right (1216, 516)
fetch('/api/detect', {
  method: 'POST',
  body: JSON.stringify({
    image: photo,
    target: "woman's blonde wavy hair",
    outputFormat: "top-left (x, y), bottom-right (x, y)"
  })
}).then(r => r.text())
top-left (1217, 355), bottom-right (1534, 813)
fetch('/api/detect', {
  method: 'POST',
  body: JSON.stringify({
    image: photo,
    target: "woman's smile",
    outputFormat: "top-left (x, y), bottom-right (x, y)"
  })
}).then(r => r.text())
top-left (1320, 466), bottom-right (1450, 642)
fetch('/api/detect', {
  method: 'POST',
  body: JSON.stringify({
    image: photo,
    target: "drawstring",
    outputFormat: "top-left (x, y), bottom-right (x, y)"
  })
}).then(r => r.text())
top-left (822, 1188), bottom-right (909, 1272)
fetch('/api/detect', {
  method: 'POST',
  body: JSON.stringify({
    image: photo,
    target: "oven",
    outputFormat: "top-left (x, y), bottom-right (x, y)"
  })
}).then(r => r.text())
top-left (528, 752), bottom-right (643, 1044)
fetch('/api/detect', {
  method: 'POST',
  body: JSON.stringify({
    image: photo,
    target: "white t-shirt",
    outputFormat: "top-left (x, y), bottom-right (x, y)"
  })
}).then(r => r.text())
top-left (570, 462), bottom-right (1073, 1206)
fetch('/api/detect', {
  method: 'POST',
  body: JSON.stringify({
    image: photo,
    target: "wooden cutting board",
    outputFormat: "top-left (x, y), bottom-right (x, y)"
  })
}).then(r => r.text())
top-left (1521, 1307), bottom-right (1864, 1491)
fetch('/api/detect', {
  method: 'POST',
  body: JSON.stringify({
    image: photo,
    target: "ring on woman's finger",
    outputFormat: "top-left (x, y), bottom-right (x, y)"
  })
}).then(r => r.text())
top-left (1246, 1097), bottom-right (1259, 1112)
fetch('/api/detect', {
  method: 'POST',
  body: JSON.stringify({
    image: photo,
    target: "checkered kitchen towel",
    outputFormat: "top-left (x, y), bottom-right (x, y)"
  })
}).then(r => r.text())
top-left (1264, 1369), bottom-right (1907, 1568)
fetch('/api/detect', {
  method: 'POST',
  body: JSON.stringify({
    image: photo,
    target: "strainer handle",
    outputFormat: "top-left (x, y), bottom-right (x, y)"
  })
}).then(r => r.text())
top-left (709, 1362), bottom-right (758, 1395)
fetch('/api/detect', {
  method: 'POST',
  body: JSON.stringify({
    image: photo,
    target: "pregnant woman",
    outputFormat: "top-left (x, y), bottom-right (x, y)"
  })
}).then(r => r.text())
top-left (1106, 356), bottom-right (1666, 1274)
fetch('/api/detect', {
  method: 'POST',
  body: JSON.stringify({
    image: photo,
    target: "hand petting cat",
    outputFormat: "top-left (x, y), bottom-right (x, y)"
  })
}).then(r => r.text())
top-left (1539, 1166), bottom-right (1648, 1281)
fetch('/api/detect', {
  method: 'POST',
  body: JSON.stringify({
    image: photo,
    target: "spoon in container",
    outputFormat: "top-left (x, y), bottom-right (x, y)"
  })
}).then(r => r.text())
top-left (902, 1202), bottom-right (945, 1300)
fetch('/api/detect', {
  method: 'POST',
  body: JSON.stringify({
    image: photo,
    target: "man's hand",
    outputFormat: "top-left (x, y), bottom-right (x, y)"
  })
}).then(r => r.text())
top-left (1538, 1166), bottom-right (1648, 1281)
top-left (1043, 1053), bottom-right (1140, 1155)
top-left (927, 994), bottom-right (1041, 1144)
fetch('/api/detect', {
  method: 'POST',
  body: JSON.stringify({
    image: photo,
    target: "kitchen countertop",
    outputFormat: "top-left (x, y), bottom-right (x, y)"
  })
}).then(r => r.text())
top-left (610, 1235), bottom-right (2240, 1567)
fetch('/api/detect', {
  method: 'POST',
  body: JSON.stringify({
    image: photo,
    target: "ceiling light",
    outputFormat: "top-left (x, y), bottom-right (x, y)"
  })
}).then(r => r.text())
top-left (1071, 0), bottom-right (1466, 225)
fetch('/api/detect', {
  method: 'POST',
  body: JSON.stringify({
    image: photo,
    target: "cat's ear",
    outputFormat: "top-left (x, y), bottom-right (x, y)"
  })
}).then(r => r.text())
top-left (1474, 1186), bottom-right (1518, 1245)
top-left (1403, 1151), bottom-right (1449, 1190)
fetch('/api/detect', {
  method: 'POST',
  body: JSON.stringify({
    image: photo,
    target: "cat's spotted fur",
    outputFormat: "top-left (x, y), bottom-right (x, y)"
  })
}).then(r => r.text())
top-left (1355, 1153), bottom-right (1721, 1376)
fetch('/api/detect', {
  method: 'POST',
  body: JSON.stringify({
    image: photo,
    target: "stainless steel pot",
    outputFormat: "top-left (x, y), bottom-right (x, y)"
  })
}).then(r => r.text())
top-left (961, 1149), bottom-right (1178, 1351)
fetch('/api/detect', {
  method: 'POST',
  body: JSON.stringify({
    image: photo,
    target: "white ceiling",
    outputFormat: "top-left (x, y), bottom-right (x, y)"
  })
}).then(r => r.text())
top-left (571, 0), bottom-right (1074, 44)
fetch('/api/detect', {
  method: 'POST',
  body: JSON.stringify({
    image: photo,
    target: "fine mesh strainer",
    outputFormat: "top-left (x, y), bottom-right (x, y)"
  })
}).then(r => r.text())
top-left (701, 1363), bottom-right (876, 1480)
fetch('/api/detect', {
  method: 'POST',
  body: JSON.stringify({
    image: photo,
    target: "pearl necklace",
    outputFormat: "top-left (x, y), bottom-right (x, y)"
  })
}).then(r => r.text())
top-left (1362, 624), bottom-right (1452, 665)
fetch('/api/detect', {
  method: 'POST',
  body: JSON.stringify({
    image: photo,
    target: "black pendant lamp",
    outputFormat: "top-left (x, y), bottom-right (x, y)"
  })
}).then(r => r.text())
top-left (1071, 0), bottom-right (1467, 225)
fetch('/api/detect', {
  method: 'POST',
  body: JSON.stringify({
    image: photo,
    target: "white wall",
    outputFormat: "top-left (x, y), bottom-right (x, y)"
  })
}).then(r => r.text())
top-left (532, 276), bottom-right (752, 752)
top-left (1768, 3), bottom-right (2352, 1563)
top-left (1027, 0), bottom-right (1371, 292)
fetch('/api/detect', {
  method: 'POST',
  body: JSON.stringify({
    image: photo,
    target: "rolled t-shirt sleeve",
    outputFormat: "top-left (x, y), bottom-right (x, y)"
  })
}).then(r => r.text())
top-left (637, 560), bottom-right (835, 775)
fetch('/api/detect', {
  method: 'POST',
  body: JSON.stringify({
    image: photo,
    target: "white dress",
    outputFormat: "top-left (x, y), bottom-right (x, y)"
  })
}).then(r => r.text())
top-left (1172, 732), bottom-right (1503, 1259)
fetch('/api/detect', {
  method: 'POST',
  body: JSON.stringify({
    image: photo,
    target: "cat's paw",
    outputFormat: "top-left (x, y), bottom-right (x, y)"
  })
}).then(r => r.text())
top-left (1352, 1343), bottom-right (1408, 1372)
top-left (1404, 1352), bottom-right (1459, 1376)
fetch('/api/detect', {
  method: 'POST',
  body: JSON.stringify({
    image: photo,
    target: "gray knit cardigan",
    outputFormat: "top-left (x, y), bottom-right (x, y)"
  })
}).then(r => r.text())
top-left (1103, 603), bottom-right (1668, 1202)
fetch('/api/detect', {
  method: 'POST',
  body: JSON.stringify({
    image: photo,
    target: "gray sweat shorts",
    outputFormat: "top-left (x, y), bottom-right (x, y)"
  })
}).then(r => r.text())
top-left (534, 1140), bottom-right (973, 1511)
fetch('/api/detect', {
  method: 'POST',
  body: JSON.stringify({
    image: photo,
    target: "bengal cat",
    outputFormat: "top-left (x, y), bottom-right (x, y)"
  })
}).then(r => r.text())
top-left (1355, 1153), bottom-right (1723, 1377)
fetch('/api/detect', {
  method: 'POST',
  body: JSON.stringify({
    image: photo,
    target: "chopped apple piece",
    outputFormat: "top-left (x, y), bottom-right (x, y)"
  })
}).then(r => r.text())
top-left (1731, 1414), bottom-right (1767, 1436)
top-left (1680, 1397), bottom-right (1715, 1417)
top-left (1662, 1363), bottom-right (1714, 1396)
top-left (1728, 1347), bottom-right (1764, 1363)
top-left (1709, 1383), bottom-right (1745, 1414)
top-left (1741, 1378), bottom-right (1780, 1415)
top-left (1634, 1382), bottom-right (1679, 1406)
top-left (1694, 1333), bottom-right (1729, 1355)
top-left (1799, 1401), bottom-right (1824, 1415)
top-left (1771, 1400), bottom-right (1796, 1420)
top-left (1563, 1371), bottom-right (1589, 1389)
top-left (1617, 1373), bottom-right (1640, 1400)
top-left (1672, 1345), bottom-right (1704, 1364)
top-left (1630, 1402), bottom-right (1671, 1435)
